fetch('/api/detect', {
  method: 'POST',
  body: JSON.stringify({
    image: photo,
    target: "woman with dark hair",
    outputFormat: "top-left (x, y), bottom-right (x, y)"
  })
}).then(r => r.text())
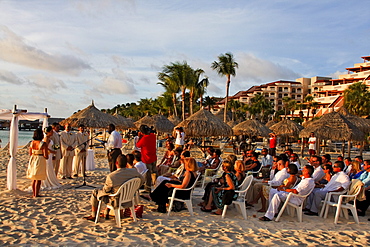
top-left (322, 154), bottom-right (332, 166)
top-left (27, 128), bottom-right (49, 197)
top-left (42, 126), bottom-right (61, 190)
top-left (126, 153), bottom-right (135, 168)
top-left (201, 161), bottom-right (239, 215)
top-left (157, 142), bottom-right (175, 175)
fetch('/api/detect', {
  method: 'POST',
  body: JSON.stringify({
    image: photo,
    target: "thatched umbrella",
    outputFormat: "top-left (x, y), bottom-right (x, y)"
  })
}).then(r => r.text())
top-left (270, 119), bottom-right (304, 150)
top-left (233, 119), bottom-right (271, 137)
top-left (168, 115), bottom-right (181, 126)
top-left (214, 109), bottom-right (232, 122)
top-left (113, 113), bottom-right (136, 129)
top-left (135, 114), bottom-right (174, 133)
top-left (227, 120), bottom-right (239, 128)
top-left (176, 108), bottom-right (233, 137)
top-left (337, 107), bottom-right (370, 134)
top-left (300, 111), bottom-right (365, 157)
top-left (265, 119), bottom-right (278, 128)
top-left (60, 102), bottom-right (120, 128)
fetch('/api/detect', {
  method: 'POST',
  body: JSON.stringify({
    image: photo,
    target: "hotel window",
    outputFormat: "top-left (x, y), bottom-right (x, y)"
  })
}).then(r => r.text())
top-left (292, 88), bottom-right (296, 93)
top-left (292, 95), bottom-right (296, 99)
top-left (270, 87), bottom-right (275, 90)
top-left (278, 87), bottom-right (282, 92)
top-left (297, 88), bottom-right (302, 93)
top-left (270, 93), bottom-right (275, 97)
top-left (297, 95), bottom-right (301, 98)
top-left (284, 94), bottom-right (288, 97)
top-left (264, 93), bottom-right (269, 97)
top-left (278, 93), bottom-right (282, 98)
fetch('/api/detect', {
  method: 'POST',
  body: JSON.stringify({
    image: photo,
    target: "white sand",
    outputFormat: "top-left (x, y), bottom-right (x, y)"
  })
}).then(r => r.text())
top-left (0, 147), bottom-right (370, 246)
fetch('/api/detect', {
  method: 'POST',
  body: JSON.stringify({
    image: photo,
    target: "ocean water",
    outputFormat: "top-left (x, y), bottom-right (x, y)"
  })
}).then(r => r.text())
top-left (0, 130), bottom-right (34, 147)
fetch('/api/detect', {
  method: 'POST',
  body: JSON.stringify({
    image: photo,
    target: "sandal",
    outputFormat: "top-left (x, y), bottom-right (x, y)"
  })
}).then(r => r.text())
top-left (83, 215), bottom-right (95, 221)
top-left (200, 207), bottom-right (213, 212)
top-left (257, 209), bottom-right (266, 213)
top-left (259, 216), bottom-right (271, 221)
top-left (211, 211), bottom-right (222, 215)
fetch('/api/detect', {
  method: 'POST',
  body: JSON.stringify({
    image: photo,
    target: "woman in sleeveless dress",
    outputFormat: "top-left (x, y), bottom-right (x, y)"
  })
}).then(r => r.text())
top-left (150, 157), bottom-right (198, 213)
top-left (157, 142), bottom-right (175, 175)
top-left (42, 126), bottom-right (61, 190)
top-left (27, 128), bottom-right (48, 198)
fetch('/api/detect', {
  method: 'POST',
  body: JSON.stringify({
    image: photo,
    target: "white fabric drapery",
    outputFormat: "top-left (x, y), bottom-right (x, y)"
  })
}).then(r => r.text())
top-left (0, 108), bottom-right (49, 190)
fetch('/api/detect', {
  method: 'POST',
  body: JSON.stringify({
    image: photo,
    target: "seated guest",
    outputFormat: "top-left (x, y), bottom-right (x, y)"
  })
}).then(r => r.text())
top-left (304, 161), bottom-right (350, 216)
top-left (242, 149), bottom-right (254, 166)
top-left (310, 156), bottom-right (325, 183)
top-left (280, 153), bottom-right (290, 168)
top-left (234, 160), bottom-right (246, 184)
top-left (343, 157), bottom-right (352, 175)
top-left (355, 156), bottom-right (364, 169)
top-left (316, 164), bottom-right (333, 187)
top-left (149, 157), bottom-right (198, 213)
top-left (244, 152), bottom-right (261, 174)
top-left (226, 154), bottom-right (237, 166)
top-left (199, 149), bottom-right (222, 173)
top-left (355, 160), bottom-right (370, 216)
top-left (248, 159), bottom-right (289, 209)
top-left (259, 165), bottom-right (315, 221)
top-left (126, 153), bottom-right (135, 168)
top-left (199, 146), bottom-right (215, 167)
top-left (337, 155), bottom-right (344, 162)
top-left (154, 150), bottom-right (190, 187)
top-left (289, 153), bottom-right (301, 170)
top-left (170, 147), bottom-right (183, 169)
top-left (260, 148), bottom-right (273, 178)
top-left (157, 142), bottom-right (175, 175)
top-left (322, 154), bottom-right (332, 166)
top-left (132, 151), bottom-right (147, 174)
top-left (83, 155), bottom-right (144, 221)
top-left (200, 161), bottom-right (239, 215)
top-left (259, 164), bottom-right (299, 213)
top-left (349, 161), bottom-right (364, 180)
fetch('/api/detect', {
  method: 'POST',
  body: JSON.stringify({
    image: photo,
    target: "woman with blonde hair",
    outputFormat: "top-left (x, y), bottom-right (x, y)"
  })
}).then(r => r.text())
top-left (149, 157), bottom-right (198, 213)
top-left (234, 160), bottom-right (246, 183)
top-left (349, 161), bottom-right (364, 180)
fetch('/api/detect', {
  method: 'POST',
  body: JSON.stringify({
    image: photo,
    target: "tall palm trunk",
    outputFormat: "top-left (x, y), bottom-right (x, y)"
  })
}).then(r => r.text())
top-left (189, 91), bottom-right (194, 116)
top-left (224, 75), bottom-right (231, 122)
top-left (181, 87), bottom-right (186, 120)
top-left (199, 94), bottom-right (203, 108)
top-left (172, 93), bottom-right (178, 117)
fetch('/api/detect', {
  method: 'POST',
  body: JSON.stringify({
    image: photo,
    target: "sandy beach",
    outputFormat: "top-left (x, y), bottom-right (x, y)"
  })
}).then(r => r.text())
top-left (1, 146), bottom-right (370, 246)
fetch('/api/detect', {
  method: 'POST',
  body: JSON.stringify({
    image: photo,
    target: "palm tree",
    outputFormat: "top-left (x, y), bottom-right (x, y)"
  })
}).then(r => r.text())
top-left (249, 94), bottom-right (274, 121)
top-left (158, 72), bottom-right (180, 117)
top-left (227, 99), bottom-right (242, 121)
top-left (204, 96), bottom-right (217, 112)
top-left (195, 77), bottom-right (209, 109)
top-left (160, 61), bottom-right (194, 120)
top-left (304, 95), bottom-right (314, 121)
top-left (188, 68), bottom-right (205, 115)
top-left (282, 97), bottom-right (296, 119)
top-left (344, 81), bottom-right (370, 116)
top-left (211, 52), bottom-right (238, 122)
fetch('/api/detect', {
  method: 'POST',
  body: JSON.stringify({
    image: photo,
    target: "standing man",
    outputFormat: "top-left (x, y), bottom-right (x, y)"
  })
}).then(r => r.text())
top-left (137, 124), bottom-right (157, 193)
top-left (73, 124), bottom-right (89, 177)
top-left (261, 148), bottom-right (273, 178)
top-left (269, 133), bottom-right (277, 157)
top-left (105, 124), bottom-right (122, 172)
top-left (60, 124), bottom-right (77, 179)
top-left (51, 122), bottom-right (62, 176)
top-left (308, 132), bottom-right (316, 156)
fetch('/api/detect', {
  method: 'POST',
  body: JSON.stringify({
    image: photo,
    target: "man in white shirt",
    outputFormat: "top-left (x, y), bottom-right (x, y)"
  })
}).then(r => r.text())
top-left (310, 156), bottom-right (325, 183)
top-left (304, 161), bottom-right (350, 216)
top-left (289, 153), bottom-right (301, 170)
top-left (259, 165), bottom-right (316, 221)
top-left (343, 157), bottom-right (352, 175)
top-left (260, 148), bottom-right (273, 178)
top-left (132, 150), bottom-right (147, 174)
top-left (308, 132), bottom-right (316, 156)
top-left (105, 124), bottom-right (123, 172)
top-left (51, 122), bottom-right (62, 176)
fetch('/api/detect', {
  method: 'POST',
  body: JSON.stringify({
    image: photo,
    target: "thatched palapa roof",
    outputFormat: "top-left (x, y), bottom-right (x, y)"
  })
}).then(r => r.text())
top-left (265, 119), bottom-right (278, 128)
top-left (299, 111), bottom-right (364, 141)
top-left (168, 115), bottom-right (181, 126)
top-left (233, 120), bottom-right (271, 137)
top-left (113, 113), bottom-right (136, 129)
top-left (270, 119), bottom-right (303, 138)
top-left (176, 108), bottom-right (233, 137)
top-left (337, 107), bottom-right (370, 134)
top-left (135, 114), bottom-right (174, 133)
top-left (60, 102), bottom-right (120, 128)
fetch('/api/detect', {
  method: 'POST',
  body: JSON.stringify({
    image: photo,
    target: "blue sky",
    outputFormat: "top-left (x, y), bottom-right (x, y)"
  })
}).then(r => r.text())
top-left (0, 0), bottom-right (369, 118)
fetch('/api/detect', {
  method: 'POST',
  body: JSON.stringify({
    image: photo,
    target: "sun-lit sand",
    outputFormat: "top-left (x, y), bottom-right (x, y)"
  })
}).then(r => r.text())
top-left (0, 146), bottom-right (370, 246)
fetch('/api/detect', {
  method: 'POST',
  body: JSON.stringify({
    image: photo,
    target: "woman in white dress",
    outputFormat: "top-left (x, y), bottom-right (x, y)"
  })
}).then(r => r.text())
top-left (42, 126), bottom-right (61, 190)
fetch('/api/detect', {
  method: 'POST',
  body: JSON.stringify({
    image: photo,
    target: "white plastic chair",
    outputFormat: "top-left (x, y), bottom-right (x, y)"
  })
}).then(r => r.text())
top-left (134, 169), bottom-right (148, 205)
top-left (222, 175), bottom-right (253, 220)
top-left (321, 183), bottom-right (363, 224)
top-left (246, 164), bottom-right (263, 177)
top-left (167, 173), bottom-right (201, 216)
top-left (95, 177), bottom-right (142, 227)
top-left (202, 161), bottom-right (222, 188)
top-left (319, 190), bottom-right (348, 218)
top-left (275, 186), bottom-right (315, 222)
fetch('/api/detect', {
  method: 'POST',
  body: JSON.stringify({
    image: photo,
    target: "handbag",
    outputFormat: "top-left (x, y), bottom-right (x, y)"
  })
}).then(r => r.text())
top-left (124, 205), bottom-right (144, 218)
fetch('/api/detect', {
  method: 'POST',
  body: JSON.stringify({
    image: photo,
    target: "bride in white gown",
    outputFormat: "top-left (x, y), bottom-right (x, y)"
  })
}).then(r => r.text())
top-left (42, 128), bottom-right (61, 190)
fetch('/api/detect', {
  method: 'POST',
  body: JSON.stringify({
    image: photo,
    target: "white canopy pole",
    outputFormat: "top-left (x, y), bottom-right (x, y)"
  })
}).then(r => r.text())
top-left (42, 108), bottom-right (48, 130)
top-left (7, 105), bottom-right (19, 190)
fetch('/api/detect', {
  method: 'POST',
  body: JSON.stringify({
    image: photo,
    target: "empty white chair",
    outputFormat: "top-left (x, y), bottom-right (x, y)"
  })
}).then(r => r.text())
top-left (222, 175), bottom-right (253, 220)
top-left (167, 173), bottom-right (201, 216)
top-left (95, 177), bottom-right (142, 227)
top-left (275, 186), bottom-right (315, 222)
top-left (321, 181), bottom-right (363, 224)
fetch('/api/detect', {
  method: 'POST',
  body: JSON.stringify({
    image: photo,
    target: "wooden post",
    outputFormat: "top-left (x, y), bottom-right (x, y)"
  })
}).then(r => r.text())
top-left (300, 137), bottom-right (304, 158)
top-left (347, 140), bottom-right (351, 158)
top-left (341, 141), bottom-right (345, 157)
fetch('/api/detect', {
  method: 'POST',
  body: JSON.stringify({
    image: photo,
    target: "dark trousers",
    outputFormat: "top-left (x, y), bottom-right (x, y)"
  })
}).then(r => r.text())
top-left (108, 149), bottom-right (122, 172)
top-left (357, 190), bottom-right (370, 215)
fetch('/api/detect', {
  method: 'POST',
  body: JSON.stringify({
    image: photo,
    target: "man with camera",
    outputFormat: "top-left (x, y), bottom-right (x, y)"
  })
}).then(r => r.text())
top-left (136, 125), bottom-right (157, 193)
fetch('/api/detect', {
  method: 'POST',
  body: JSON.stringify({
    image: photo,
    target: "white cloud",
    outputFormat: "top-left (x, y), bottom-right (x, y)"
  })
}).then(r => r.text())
top-left (0, 69), bottom-right (24, 84)
top-left (0, 26), bottom-right (91, 75)
top-left (86, 77), bottom-right (136, 97)
top-left (27, 74), bottom-right (67, 91)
